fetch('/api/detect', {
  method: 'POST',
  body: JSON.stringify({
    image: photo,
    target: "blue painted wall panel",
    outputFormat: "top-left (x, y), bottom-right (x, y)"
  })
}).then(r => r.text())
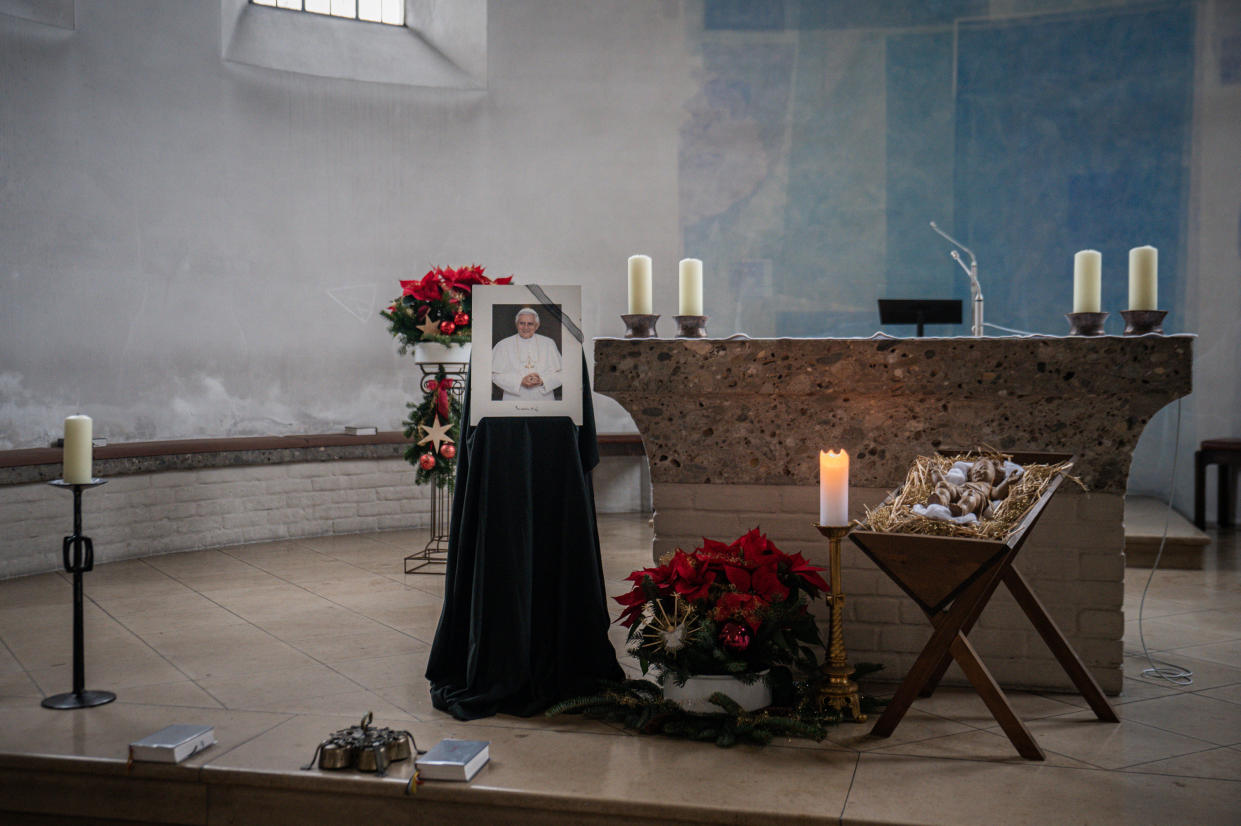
top-left (953, 7), bottom-right (1194, 333)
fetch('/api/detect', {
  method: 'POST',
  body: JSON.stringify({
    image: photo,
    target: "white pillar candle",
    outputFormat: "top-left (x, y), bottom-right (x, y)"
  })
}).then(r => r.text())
top-left (627, 255), bottom-right (653, 315)
top-left (819, 449), bottom-right (849, 526)
top-left (1128, 245), bottom-right (1158, 310)
top-left (63, 415), bottom-right (93, 484)
top-left (678, 258), bottom-right (703, 316)
top-left (1072, 250), bottom-right (1102, 313)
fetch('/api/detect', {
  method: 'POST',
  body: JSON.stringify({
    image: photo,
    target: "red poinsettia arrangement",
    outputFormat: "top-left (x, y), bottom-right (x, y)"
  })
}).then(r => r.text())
top-left (616, 529), bottom-right (829, 683)
top-left (381, 265), bottom-right (513, 350)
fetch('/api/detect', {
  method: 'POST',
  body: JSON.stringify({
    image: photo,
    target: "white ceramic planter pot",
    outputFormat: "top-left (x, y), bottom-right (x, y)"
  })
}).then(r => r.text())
top-left (662, 673), bottom-right (772, 714)
top-left (413, 342), bottom-right (472, 364)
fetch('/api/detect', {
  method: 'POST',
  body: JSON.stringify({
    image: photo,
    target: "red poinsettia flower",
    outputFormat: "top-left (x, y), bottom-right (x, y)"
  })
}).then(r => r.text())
top-left (714, 591), bottom-right (766, 630)
top-left (615, 562), bottom-right (677, 627)
top-left (784, 552), bottom-right (830, 595)
top-left (623, 561), bottom-right (674, 590)
top-left (401, 270), bottom-right (446, 302)
top-left (614, 586), bottom-right (650, 628)
top-left (731, 528), bottom-right (782, 568)
top-left (669, 549), bottom-right (716, 602)
top-left (724, 561), bottom-right (789, 603)
top-left (695, 536), bottom-right (739, 568)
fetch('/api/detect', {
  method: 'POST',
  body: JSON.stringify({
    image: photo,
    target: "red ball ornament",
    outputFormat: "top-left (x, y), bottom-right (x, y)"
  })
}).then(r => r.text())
top-left (719, 622), bottom-right (751, 652)
top-left (440, 443), bottom-right (457, 459)
top-left (438, 321), bottom-right (456, 335)
top-left (453, 312), bottom-right (470, 327)
top-left (418, 453), bottom-right (436, 471)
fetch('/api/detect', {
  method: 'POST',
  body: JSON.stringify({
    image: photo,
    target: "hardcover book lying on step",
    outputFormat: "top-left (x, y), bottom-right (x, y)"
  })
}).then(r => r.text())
top-left (129, 724), bottom-right (217, 763)
top-left (414, 739), bottom-right (490, 781)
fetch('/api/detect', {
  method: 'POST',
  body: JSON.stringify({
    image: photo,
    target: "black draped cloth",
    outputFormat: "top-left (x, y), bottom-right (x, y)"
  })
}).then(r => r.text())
top-left (426, 365), bottom-right (623, 719)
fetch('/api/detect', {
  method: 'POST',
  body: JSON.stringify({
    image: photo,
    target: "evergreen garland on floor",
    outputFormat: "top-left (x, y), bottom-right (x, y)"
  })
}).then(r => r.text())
top-left (546, 665), bottom-right (886, 748)
top-left (402, 366), bottom-right (463, 488)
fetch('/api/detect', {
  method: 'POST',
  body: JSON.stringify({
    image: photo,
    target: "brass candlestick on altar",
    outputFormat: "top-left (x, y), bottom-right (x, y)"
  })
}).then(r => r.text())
top-left (814, 523), bottom-right (866, 721)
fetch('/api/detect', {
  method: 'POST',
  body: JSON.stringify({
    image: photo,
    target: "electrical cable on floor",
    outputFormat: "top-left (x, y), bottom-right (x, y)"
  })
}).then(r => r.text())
top-left (1133, 397), bottom-right (1194, 686)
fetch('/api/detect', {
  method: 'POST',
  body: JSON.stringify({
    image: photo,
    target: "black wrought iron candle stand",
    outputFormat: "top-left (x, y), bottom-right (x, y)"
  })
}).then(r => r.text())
top-left (42, 479), bottom-right (116, 709)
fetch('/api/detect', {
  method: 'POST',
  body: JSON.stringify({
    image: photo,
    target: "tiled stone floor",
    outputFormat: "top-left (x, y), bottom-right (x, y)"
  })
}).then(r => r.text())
top-left (1, 514), bottom-right (1239, 824)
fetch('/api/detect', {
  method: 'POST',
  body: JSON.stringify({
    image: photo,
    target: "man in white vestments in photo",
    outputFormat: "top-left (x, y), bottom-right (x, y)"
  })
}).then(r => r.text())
top-left (491, 307), bottom-right (563, 401)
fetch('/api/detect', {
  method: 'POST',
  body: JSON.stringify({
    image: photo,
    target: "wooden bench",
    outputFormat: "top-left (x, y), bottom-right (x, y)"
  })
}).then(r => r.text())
top-left (1195, 438), bottom-right (1241, 529)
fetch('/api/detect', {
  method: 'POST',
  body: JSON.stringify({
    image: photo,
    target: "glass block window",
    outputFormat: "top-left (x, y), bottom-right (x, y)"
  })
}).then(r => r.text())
top-left (252, 0), bottom-right (405, 27)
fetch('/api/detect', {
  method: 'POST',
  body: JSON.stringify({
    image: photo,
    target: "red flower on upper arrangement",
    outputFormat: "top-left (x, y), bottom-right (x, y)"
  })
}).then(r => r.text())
top-left (382, 264), bottom-right (515, 349)
top-left (441, 264), bottom-right (512, 293)
top-left (401, 270), bottom-right (445, 302)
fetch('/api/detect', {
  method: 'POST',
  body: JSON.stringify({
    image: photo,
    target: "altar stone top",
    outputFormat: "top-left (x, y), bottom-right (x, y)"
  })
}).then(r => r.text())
top-left (593, 335), bottom-right (1193, 493)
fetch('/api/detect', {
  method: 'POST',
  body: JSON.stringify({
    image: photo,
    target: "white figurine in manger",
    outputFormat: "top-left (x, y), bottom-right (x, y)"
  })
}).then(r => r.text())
top-left (912, 457), bottom-right (1024, 525)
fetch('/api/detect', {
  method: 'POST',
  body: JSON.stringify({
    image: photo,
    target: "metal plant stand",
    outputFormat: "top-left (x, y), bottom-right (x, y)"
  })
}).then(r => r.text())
top-left (404, 359), bottom-right (466, 575)
top-left (42, 479), bottom-right (116, 710)
top-left (405, 479), bottom-right (454, 574)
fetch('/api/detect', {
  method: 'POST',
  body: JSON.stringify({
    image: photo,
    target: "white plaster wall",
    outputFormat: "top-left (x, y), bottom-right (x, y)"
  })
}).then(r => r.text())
top-left (1, 0), bottom-right (1237, 517)
top-left (0, 0), bottom-right (690, 449)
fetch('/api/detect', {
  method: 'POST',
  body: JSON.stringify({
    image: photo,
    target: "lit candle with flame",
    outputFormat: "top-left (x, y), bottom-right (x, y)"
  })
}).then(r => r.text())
top-left (819, 449), bottom-right (849, 526)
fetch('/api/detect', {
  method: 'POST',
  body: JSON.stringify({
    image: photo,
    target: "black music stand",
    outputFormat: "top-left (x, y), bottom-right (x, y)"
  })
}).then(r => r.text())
top-left (878, 299), bottom-right (962, 337)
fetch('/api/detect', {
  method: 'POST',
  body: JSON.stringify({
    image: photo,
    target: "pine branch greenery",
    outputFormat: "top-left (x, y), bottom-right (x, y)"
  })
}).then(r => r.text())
top-left (546, 675), bottom-right (887, 748)
top-left (401, 366), bottom-right (462, 488)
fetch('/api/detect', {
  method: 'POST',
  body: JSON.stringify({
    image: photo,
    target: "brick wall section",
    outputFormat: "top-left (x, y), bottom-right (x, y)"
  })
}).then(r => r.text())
top-left (652, 483), bottom-right (1125, 694)
top-left (0, 455), bottom-right (648, 580)
top-left (0, 459), bottom-right (432, 579)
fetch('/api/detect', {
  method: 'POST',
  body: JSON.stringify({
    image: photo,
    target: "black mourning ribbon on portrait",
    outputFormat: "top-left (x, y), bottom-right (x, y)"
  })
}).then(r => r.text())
top-left (525, 284), bottom-right (582, 343)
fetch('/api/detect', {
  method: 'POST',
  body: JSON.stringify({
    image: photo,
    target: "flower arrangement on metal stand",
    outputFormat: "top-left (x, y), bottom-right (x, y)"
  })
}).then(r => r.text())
top-left (383, 265), bottom-right (509, 572)
top-left (381, 264), bottom-right (512, 351)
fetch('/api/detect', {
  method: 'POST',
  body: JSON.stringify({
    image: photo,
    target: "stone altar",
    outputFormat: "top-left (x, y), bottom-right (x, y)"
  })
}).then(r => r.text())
top-left (594, 335), bottom-right (1194, 693)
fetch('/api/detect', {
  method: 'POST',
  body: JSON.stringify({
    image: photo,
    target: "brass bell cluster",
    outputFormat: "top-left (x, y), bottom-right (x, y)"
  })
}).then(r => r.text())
top-left (300, 712), bottom-right (424, 777)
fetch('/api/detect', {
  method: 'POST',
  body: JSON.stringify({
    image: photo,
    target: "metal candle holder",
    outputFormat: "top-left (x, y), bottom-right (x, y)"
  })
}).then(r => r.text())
top-left (1065, 311), bottom-right (1109, 336)
top-left (621, 314), bottom-right (660, 339)
top-left (814, 523), bottom-right (866, 721)
top-left (674, 315), bottom-right (709, 338)
top-left (1120, 309), bottom-right (1167, 335)
top-left (42, 479), bottom-right (116, 710)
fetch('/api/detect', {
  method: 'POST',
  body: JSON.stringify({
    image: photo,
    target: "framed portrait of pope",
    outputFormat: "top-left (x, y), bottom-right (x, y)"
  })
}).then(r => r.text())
top-left (470, 284), bottom-right (583, 425)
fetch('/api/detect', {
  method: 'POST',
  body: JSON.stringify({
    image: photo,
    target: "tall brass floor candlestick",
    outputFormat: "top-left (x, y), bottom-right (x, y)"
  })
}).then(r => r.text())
top-left (815, 524), bottom-right (866, 721)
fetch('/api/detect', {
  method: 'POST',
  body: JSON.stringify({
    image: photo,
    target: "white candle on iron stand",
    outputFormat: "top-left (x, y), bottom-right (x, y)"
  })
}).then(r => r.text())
top-left (678, 258), bottom-right (703, 316)
top-left (627, 255), bottom-right (653, 315)
top-left (1072, 250), bottom-right (1102, 313)
top-left (819, 449), bottom-right (849, 526)
top-left (63, 415), bottom-right (93, 484)
top-left (1128, 245), bottom-right (1158, 310)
